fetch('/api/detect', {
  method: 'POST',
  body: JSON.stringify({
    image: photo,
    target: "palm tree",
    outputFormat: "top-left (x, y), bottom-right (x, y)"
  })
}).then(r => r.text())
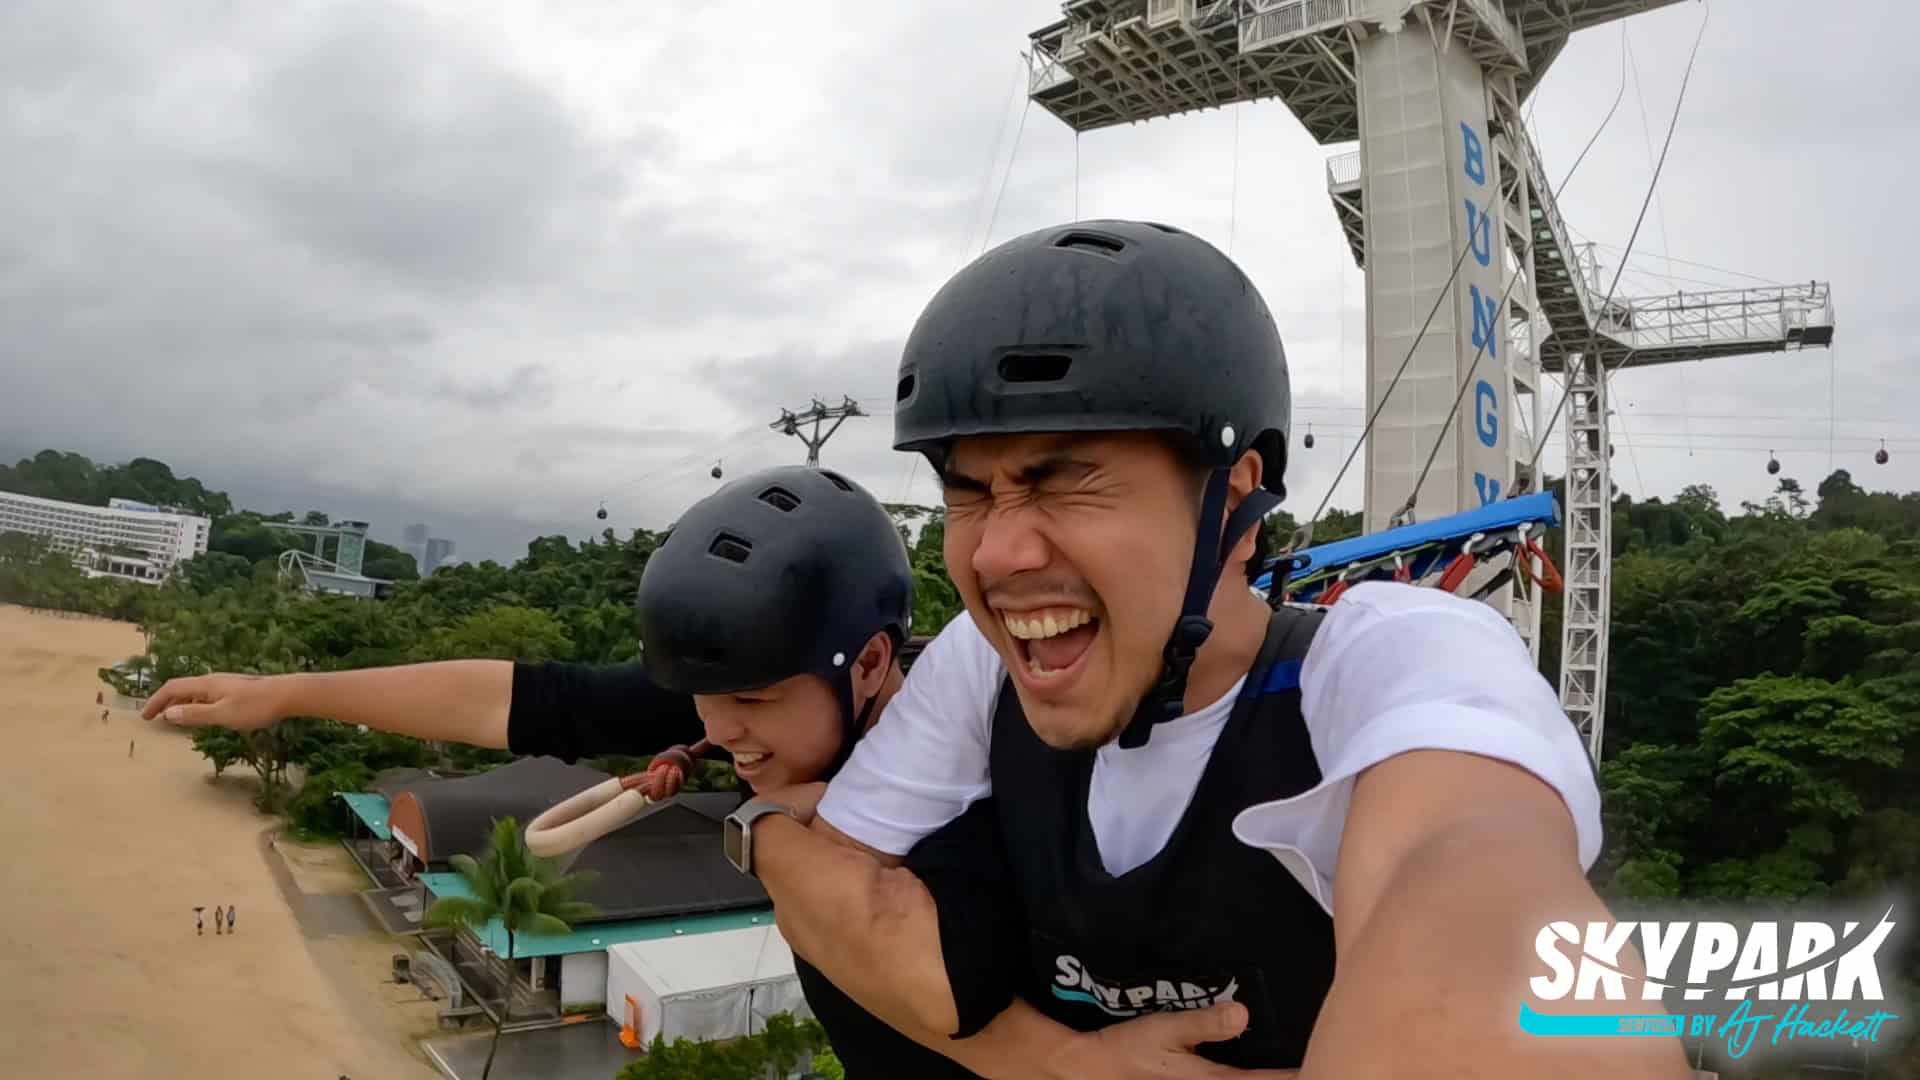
top-left (426, 816), bottom-right (600, 1080)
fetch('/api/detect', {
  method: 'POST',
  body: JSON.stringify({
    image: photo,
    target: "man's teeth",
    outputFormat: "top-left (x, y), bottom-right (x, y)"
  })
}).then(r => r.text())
top-left (1002, 609), bottom-right (1094, 678)
top-left (1002, 609), bottom-right (1093, 641)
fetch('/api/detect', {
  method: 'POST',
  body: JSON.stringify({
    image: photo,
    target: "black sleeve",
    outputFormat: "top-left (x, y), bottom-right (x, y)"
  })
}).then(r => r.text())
top-left (505, 661), bottom-right (706, 762)
top-left (901, 797), bottom-right (1025, 1040)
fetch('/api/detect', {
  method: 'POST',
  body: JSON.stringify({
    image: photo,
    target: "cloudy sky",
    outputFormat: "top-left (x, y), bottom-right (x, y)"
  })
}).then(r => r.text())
top-left (3, 0), bottom-right (1913, 565)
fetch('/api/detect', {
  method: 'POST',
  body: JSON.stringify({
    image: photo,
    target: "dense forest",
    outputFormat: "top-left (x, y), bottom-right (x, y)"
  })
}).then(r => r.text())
top-left (4, 447), bottom-right (1918, 1077)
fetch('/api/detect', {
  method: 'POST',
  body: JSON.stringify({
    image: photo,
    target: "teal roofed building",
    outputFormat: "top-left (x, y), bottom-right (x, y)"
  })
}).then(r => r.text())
top-left (336, 758), bottom-right (770, 1028)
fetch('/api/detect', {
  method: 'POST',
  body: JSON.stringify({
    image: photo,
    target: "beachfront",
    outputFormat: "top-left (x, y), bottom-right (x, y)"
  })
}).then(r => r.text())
top-left (0, 602), bottom-right (440, 1079)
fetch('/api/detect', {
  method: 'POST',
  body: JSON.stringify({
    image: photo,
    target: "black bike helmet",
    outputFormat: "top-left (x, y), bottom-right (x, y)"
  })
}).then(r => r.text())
top-left (636, 465), bottom-right (914, 774)
top-left (893, 219), bottom-right (1291, 748)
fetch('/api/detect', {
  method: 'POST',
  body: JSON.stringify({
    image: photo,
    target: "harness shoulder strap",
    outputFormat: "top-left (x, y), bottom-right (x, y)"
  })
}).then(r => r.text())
top-left (1256, 604), bottom-right (1326, 696)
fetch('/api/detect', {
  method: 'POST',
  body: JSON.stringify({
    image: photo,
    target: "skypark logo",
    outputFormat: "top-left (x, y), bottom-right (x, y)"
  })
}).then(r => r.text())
top-left (1050, 954), bottom-right (1239, 1018)
top-left (1520, 904), bottom-right (1906, 1061)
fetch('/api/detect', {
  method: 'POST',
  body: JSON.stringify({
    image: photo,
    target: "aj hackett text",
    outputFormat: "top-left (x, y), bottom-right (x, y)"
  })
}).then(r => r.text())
top-left (1522, 913), bottom-right (1903, 1060)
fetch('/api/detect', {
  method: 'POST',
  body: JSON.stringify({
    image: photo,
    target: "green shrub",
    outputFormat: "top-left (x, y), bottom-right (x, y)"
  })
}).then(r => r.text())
top-left (613, 1014), bottom-right (832, 1080)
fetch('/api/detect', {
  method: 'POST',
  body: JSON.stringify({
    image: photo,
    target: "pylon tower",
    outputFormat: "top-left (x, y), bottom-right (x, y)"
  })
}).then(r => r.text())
top-left (771, 396), bottom-right (867, 467)
top-left (1020, 0), bottom-right (1835, 762)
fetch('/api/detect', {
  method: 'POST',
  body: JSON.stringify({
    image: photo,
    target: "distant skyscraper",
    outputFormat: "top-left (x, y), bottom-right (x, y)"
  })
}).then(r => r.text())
top-left (402, 523), bottom-right (429, 570)
top-left (423, 537), bottom-right (455, 575)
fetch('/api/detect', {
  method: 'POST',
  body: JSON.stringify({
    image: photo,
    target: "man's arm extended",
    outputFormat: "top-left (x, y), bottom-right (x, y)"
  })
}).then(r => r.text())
top-left (1296, 750), bottom-right (1691, 1078)
top-left (1227, 584), bottom-right (1689, 1076)
top-left (753, 805), bottom-right (1293, 1080)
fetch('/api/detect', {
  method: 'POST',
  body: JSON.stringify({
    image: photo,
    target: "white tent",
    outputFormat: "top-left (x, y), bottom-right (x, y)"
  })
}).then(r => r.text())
top-left (605, 925), bottom-right (812, 1047)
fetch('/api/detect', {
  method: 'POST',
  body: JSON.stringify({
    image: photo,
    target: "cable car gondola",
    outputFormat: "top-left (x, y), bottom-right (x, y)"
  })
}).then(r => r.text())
top-left (1766, 451), bottom-right (1781, 476)
top-left (1876, 439), bottom-right (1890, 466)
top-left (1302, 423), bottom-right (1315, 450)
top-left (711, 461), bottom-right (724, 480)
top-left (595, 500), bottom-right (608, 521)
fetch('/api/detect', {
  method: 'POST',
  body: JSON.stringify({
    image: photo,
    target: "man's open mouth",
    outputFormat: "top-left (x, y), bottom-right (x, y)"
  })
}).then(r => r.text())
top-left (1001, 606), bottom-right (1101, 685)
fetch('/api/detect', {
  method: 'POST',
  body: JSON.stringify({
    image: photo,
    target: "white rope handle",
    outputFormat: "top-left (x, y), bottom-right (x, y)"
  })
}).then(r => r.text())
top-left (524, 773), bottom-right (659, 859)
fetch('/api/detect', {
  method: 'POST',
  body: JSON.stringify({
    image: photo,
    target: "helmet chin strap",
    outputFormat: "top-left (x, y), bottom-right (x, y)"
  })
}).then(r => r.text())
top-left (1117, 467), bottom-right (1281, 750)
top-left (823, 667), bottom-right (882, 780)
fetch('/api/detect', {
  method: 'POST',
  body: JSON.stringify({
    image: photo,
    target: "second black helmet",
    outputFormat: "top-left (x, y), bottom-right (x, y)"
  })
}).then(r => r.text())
top-left (636, 465), bottom-right (913, 696)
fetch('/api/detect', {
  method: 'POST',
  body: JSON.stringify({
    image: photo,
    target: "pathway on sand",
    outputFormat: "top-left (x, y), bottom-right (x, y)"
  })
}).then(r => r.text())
top-left (0, 604), bottom-right (440, 1079)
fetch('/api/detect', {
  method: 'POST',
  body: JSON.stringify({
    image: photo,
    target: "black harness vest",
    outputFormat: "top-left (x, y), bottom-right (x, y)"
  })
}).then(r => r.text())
top-left (988, 607), bottom-right (1336, 1068)
top-left (795, 957), bottom-right (979, 1079)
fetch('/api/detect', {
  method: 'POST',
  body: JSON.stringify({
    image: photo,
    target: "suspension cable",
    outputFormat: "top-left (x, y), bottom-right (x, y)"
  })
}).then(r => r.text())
top-left (1625, 26), bottom-right (1693, 460)
top-left (1553, 23), bottom-right (1629, 199)
top-left (958, 54), bottom-right (1029, 270)
top-left (1395, 235), bottom-right (1538, 523)
top-left (1378, 20), bottom-right (1638, 524)
top-left (1293, 233), bottom-right (1478, 546)
top-left (1228, 103), bottom-right (1242, 255)
top-left (1521, 1), bottom-right (1710, 483)
top-left (982, 97), bottom-right (1034, 255)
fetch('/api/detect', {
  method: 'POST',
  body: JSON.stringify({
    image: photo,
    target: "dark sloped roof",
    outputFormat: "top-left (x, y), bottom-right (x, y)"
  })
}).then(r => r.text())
top-left (367, 766), bottom-right (443, 798)
top-left (402, 756), bottom-right (612, 862)
top-left (395, 761), bottom-right (762, 923)
top-left (568, 792), bottom-right (768, 922)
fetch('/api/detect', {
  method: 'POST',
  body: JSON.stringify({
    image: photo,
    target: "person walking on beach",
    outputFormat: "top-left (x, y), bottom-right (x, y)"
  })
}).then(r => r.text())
top-left (225, 905), bottom-right (236, 935)
top-left (194, 907), bottom-right (204, 936)
top-left (214, 905), bottom-right (224, 935)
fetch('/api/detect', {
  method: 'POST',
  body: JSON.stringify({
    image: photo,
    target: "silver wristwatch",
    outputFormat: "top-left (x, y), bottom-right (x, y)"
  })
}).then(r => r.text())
top-left (723, 796), bottom-right (798, 877)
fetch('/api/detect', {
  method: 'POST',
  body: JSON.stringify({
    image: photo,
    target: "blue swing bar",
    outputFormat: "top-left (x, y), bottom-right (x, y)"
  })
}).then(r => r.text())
top-left (1253, 491), bottom-right (1562, 595)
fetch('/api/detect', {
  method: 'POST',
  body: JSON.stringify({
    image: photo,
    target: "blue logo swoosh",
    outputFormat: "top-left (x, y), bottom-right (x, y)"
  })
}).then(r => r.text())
top-left (1052, 986), bottom-right (1137, 1017)
top-left (1518, 1002), bottom-right (1682, 1037)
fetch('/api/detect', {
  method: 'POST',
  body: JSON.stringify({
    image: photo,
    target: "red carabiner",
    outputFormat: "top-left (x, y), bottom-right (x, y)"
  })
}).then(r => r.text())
top-left (1522, 539), bottom-right (1564, 594)
top-left (1437, 551), bottom-right (1477, 593)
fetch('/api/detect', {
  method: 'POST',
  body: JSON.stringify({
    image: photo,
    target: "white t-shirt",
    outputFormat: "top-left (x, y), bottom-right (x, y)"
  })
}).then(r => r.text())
top-left (817, 581), bottom-right (1602, 912)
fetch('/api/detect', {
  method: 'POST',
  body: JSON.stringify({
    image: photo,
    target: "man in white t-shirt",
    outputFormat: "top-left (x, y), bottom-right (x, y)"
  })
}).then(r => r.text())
top-left (725, 220), bottom-right (1690, 1078)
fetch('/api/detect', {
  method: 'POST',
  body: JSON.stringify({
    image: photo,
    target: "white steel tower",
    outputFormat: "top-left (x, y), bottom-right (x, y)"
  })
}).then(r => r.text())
top-left (1022, 0), bottom-right (1836, 762)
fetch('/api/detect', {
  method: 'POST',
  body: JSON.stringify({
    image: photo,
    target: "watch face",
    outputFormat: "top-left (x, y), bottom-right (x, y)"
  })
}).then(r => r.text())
top-left (723, 815), bottom-right (746, 870)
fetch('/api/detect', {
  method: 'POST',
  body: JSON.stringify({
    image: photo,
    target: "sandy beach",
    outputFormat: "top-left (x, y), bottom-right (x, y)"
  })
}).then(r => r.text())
top-left (0, 603), bottom-right (441, 1079)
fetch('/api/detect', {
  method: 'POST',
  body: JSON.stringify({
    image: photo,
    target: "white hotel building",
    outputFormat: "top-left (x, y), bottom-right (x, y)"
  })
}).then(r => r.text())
top-left (0, 491), bottom-right (212, 584)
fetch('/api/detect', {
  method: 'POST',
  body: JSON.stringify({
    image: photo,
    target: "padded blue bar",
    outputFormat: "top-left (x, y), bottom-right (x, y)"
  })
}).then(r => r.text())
top-left (1252, 492), bottom-right (1560, 592)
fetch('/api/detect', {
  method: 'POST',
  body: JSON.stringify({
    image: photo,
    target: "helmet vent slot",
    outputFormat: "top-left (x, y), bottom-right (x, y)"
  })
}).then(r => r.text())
top-left (1053, 230), bottom-right (1126, 255)
top-left (896, 374), bottom-right (915, 402)
top-left (998, 352), bottom-right (1073, 384)
top-left (820, 470), bottom-right (853, 492)
top-left (757, 487), bottom-right (800, 512)
top-left (708, 533), bottom-right (753, 563)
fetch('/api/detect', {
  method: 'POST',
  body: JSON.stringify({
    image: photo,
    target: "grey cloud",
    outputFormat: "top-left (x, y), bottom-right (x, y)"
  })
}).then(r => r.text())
top-left (695, 342), bottom-right (905, 417)
top-left (1, 0), bottom-right (1912, 567)
top-left (431, 365), bottom-right (556, 413)
top-left (206, 3), bottom-right (626, 294)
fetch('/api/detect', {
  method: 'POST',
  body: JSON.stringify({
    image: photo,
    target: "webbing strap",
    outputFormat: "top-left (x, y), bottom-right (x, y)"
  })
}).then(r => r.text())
top-left (1119, 476), bottom-right (1283, 749)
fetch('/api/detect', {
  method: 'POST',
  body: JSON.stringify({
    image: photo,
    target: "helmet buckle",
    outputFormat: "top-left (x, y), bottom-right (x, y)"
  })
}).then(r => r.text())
top-left (1169, 613), bottom-right (1214, 654)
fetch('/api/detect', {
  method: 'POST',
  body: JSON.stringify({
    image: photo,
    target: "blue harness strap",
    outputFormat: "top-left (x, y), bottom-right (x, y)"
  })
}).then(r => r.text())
top-left (1233, 606), bottom-right (1321, 704)
top-left (1259, 658), bottom-right (1304, 695)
